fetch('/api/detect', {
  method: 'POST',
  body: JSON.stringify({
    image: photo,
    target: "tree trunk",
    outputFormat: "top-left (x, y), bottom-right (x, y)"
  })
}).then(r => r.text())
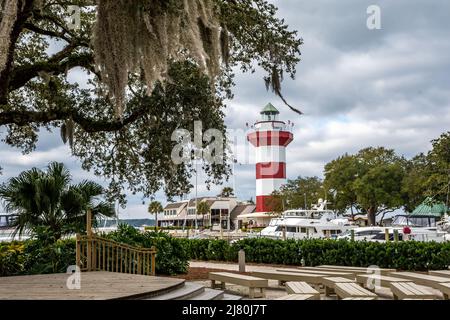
top-left (367, 206), bottom-right (377, 226)
top-left (0, 0), bottom-right (34, 104)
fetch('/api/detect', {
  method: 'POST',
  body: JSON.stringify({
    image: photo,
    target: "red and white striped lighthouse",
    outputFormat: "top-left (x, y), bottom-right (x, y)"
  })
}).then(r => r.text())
top-left (247, 103), bottom-right (294, 212)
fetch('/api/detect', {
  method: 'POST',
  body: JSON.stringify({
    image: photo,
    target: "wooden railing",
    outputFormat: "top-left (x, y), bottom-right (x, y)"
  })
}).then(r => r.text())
top-left (76, 234), bottom-right (156, 276)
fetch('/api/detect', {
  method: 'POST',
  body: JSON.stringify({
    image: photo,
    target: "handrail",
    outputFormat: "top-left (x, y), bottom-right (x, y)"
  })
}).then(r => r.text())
top-left (76, 234), bottom-right (156, 276)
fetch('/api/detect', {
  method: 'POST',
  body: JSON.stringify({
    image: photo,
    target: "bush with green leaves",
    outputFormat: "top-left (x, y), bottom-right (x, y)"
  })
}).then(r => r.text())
top-left (103, 224), bottom-right (189, 275)
top-left (0, 236), bottom-right (75, 277)
top-left (185, 237), bottom-right (450, 271)
top-left (2, 229), bottom-right (450, 277)
top-left (0, 242), bottom-right (25, 276)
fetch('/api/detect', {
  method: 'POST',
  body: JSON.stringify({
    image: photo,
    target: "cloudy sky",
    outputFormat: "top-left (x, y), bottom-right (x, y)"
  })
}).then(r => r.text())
top-left (1, 0), bottom-right (450, 218)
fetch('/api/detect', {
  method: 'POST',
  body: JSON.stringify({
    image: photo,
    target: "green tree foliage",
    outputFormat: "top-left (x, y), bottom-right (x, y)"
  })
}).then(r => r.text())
top-left (427, 132), bottom-right (450, 203)
top-left (402, 153), bottom-right (431, 212)
top-left (325, 147), bottom-right (406, 225)
top-left (0, 0), bottom-right (302, 202)
top-left (279, 176), bottom-right (328, 210)
top-left (0, 162), bottom-right (115, 239)
top-left (264, 190), bottom-right (284, 215)
top-left (324, 155), bottom-right (359, 214)
top-left (402, 132), bottom-right (450, 212)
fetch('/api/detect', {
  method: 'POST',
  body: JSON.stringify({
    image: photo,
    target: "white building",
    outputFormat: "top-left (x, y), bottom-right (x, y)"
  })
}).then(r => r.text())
top-left (159, 197), bottom-right (254, 230)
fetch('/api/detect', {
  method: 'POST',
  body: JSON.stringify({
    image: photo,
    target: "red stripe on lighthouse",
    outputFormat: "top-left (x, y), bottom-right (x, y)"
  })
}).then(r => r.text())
top-left (256, 195), bottom-right (279, 212)
top-left (247, 131), bottom-right (293, 147)
top-left (256, 162), bottom-right (286, 179)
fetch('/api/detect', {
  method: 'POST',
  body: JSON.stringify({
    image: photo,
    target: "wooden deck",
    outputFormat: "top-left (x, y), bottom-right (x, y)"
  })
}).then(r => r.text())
top-left (0, 272), bottom-right (184, 300)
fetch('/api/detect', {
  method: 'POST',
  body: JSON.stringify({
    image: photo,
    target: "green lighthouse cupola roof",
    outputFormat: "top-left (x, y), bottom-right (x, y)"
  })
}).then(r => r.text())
top-left (260, 103), bottom-right (280, 115)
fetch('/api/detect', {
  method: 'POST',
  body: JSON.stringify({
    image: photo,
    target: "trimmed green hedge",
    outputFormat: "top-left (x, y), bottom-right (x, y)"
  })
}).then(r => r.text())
top-left (182, 238), bottom-right (450, 271)
top-left (2, 229), bottom-right (450, 277)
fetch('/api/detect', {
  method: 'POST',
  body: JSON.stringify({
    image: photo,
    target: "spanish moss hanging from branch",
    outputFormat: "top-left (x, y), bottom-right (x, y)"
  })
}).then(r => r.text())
top-left (93, 0), bottom-right (225, 118)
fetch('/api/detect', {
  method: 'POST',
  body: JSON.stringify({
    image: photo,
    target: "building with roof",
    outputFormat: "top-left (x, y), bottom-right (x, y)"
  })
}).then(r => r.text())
top-left (410, 199), bottom-right (448, 218)
top-left (391, 198), bottom-right (449, 227)
top-left (159, 197), bottom-right (254, 230)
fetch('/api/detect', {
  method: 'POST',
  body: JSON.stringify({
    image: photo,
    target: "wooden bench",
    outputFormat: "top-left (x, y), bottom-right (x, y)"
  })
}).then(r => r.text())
top-left (390, 272), bottom-right (450, 289)
top-left (342, 297), bottom-right (376, 300)
top-left (275, 294), bottom-right (316, 300)
top-left (251, 271), bottom-right (325, 286)
top-left (334, 282), bottom-right (378, 299)
top-left (209, 272), bottom-right (268, 298)
top-left (277, 268), bottom-right (355, 280)
top-left (389, 282), bottom-right (437, 300)
top-left (294, 267), bottom-right (361, 277)
top-left (435, 282), bottom-right (450, 300)
top-left (285, 282), bottom-right (320, 300)
top-left (322, 277), bottom-right (356, 296)
top-left (429, 270), bottom-right (450, 278)
top-left (317, 265), bottom-right (396, 276)
top-left (356, 274), bottom-right (413, 289)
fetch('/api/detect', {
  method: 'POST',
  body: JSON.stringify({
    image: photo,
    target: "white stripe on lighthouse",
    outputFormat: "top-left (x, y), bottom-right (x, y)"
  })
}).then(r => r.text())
top-left (256, 178), bottom-right (286, 196)
top-left (255, 145), bottom-right (287, 163)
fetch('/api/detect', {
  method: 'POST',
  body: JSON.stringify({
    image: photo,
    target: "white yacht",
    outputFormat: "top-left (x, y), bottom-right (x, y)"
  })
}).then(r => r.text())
top-left (258, 199), bottom-right (355, 240)
top-left (337, 214), bottom-right (449, 243)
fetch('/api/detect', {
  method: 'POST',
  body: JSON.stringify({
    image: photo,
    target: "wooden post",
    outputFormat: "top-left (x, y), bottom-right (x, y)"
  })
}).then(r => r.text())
top-left (151, 247), bottom-right (156, 276)
top-left (86, 208), bottom-right (92, 236)
top-left (86, 209), bottom-right (92, 271)
top-left (138, 253), bottom-right (141, 274)
top-left (76, 234), bottom-right (81, 268)
top-left (385, 228), bottom-right (390, 242)
top-left (394, 229), bottom-right (399, 242)
top-left (350, 229), bottom-right (355, 241)
top-left (238, 249), bottom-right (246, 273)
top-left (92, 241), bottom-right (97, 270)
top-left (102, 241), bottom-right (105, 271)
top-left (120, 247), bottom-right (123, 273)
top-left (146, 253), bottom-right (150, 275)
top-left (116, 247), bottom-right (119, 272)
top-left (128, 249), bottom-right (131, 273)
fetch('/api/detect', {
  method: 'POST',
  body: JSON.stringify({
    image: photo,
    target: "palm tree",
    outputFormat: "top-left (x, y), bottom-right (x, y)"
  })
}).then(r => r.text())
top-left (148, 200), bottom-right (163, 231)
top-left (0, 162), bottom-right (115, 240)
top-left (219, 187), bottom-right (234, 198)
top-left (196, 201), bottom-right (211, 229)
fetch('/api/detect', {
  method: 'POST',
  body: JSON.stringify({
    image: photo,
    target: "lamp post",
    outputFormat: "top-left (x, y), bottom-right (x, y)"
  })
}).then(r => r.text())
top-left (195, 160), bottom-right (198, 231)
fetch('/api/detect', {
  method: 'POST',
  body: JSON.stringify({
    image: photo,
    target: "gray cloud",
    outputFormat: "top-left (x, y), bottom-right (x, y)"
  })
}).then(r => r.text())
top-left (2, 1), bottom-right (450, 217)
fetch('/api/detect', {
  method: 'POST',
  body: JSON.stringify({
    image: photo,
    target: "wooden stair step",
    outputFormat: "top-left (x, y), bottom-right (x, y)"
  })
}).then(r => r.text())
top-left (221, 293), bottom-right (243, 300)
top-left (188, 288), bottom-right (224, 300)
top-left (146, 282), bottom-right (205, 300)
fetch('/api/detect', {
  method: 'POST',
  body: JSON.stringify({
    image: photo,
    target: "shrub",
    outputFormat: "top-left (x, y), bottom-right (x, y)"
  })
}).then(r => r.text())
top-left (22, 238), bottom-right (76, 275)
top-left (0, 237), bottom-right (75, 276)
top-left (104, 224), bottom-right (189, 275)
top-left (2, 230), bottom-right (449, 277)
top-left (186, 237), bottom-right (450, 271)
top-left (0, 242), bottom-right (25, 276)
